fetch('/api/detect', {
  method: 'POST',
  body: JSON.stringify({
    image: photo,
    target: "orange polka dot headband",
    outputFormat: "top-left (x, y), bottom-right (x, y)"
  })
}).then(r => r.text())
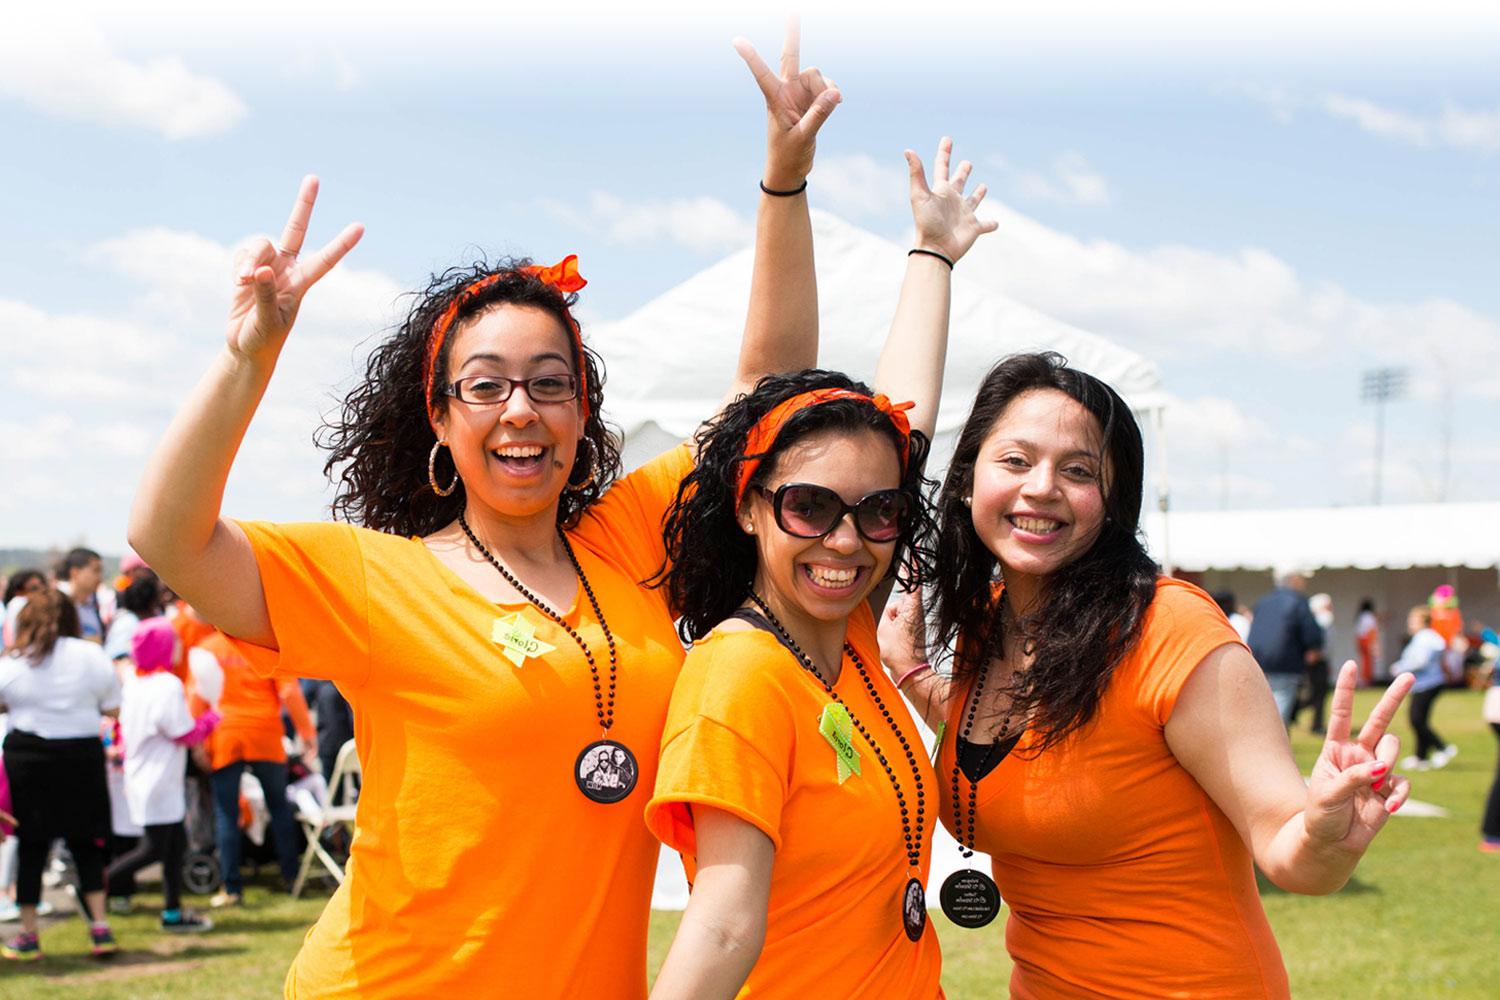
top-left (422, 255), bottom-right (590, 418)
top-left (734, 387), bottom-right (915, 508)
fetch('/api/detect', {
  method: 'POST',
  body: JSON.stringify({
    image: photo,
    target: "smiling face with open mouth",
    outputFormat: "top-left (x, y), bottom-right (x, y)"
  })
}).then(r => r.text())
top-left (745, 427), bottom-right (903, 631)
top-left (970, 388), bottom-right (1108, 604)
top-left (432, 302), bottom-right (584, 522)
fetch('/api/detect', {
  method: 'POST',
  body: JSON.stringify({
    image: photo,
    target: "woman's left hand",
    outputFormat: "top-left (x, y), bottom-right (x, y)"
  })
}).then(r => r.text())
top-left (906, 137), bottom-right (998, 265)
top-left (1303, 662), bottom-right (1415, 852)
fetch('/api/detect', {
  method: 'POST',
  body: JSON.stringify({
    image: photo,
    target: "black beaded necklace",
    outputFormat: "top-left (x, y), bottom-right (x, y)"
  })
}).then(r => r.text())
top-left (938, 600), bottom-right (1012, 929)
top-left (458, 512), bottom-right (636, 803)
top-left (747, 592), bottom-right (930, 942)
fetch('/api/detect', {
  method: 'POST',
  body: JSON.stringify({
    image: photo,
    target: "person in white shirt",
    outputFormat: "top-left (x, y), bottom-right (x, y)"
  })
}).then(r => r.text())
top-left (105, 618), bottom-right (220, 932)
top-left (0, 590), bottom-right (122, 961)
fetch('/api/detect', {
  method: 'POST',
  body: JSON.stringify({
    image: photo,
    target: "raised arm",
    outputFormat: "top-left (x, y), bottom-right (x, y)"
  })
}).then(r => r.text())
top-left (872, 137), bottom-right (997, 438)
top-left (127, 177), bottom-right (363, 647)
top-left (723, 19), bottom-right (841, 405)
top-left (1167, 652), bottom-right (1414, 894)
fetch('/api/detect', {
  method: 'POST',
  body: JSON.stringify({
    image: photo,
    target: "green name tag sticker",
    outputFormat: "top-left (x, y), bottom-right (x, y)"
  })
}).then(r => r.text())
top-left (491, 612), bottom-right (558, 668)
top-left (818, 703), bottom-right (861, 785)
top-left (930, 720), bottom-right (947, 768)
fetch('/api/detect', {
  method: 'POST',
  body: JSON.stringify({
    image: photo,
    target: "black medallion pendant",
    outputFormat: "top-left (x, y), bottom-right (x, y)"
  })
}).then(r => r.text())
top-left (575, 739), bottom-right (638, 803)
top-left (901, 877), bottom-right (927, 942)
top-left (939, 868), bottom-right (1001, 928)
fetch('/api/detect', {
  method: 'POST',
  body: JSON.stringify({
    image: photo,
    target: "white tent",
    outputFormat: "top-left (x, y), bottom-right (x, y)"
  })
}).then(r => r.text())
top-left (1142, 502), bottom-right (1500, 671)
top-left (1142, 502), bottom-right (1500, 574)
top-left (597, 211), bottom-right (1166, 473)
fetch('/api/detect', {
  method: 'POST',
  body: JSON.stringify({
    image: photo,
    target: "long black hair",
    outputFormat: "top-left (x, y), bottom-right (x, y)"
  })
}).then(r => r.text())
top-left (929, 352), bottom-right (1158, 753)
top-left (658, 369), bottom-right (937, 643)
top-left (317, 258), bottom-right (622, 535)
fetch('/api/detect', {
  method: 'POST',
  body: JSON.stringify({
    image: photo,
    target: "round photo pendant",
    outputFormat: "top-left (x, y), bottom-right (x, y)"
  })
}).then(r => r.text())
top-left (940, 868), bottom-right (1002, 928)
top-left (901, 877), bottom-right (927, 942)
top-left (574, 739), bottom-right (638, 804)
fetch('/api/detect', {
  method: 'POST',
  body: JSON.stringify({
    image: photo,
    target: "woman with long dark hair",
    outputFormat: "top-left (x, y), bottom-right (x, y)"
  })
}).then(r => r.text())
top-left (128, 28), bottom-right (840, 999)
top-left (645, 139), bottom-right (994, 999)
top-left (0, 590), bottom-right (122, 961)
top-left (2, 569), bottom-right (47, 650)
top-left (881, 352), bottom-right (1415, 998)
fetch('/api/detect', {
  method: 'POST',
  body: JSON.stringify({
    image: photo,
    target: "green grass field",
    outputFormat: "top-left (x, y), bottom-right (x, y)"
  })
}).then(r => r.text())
top-left (3, 688), bottom-right (1495, 998)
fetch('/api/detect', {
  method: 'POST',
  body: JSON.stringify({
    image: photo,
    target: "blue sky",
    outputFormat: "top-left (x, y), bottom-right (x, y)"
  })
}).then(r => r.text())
top-left (2, 3), bottom-right (1498, 551)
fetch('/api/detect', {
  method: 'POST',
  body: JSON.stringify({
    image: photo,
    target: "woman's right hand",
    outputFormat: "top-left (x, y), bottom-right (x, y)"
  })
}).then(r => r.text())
top-left (734, 18), bottom-right (841, 191)
top-left (225, 175), bottom-right (364, 365)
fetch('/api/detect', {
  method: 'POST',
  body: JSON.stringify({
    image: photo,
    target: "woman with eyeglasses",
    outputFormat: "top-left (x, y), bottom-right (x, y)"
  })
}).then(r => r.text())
top-left (644, 139), bottom-right (994, 1000)
top-left (129, 27), bottom-right (839, 999)
top-left (880, 352), bottom-right (1416, 999)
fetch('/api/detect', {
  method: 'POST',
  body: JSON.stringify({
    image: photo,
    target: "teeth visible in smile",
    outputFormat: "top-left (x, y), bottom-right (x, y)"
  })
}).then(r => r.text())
top-left (807, 566), bottom-right (858, 587)
top-left (1012, 516), bottom-right (1062, 534)
top-left (495, 445), bottom-right (544, 459)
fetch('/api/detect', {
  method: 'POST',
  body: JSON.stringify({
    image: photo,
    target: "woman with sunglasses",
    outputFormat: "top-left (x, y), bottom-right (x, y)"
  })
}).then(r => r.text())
top-left (881, 353), bottom-right (1415, 998)
top-left (128, 28), bottom-right (839, 999)
top-left (645, 139), bottom-right (995, 1000)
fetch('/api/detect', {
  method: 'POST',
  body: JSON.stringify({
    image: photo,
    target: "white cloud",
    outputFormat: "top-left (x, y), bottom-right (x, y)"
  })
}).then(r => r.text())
top-left (1002, 151), bottom-right (1113, 207)
top-left (1319, 94), bottom-right (1432, 146)
top-left (542, 192), bottom-right (753, 254)
top-left (810, 154), bottom-right (908, 219)
top-left (1163, 394), bottom-right (1276, 458)
top-left (0, 226), bottom-right (404, 548)
top-left (961, 201), bottom-right (1500, 379)
top-left (0, 21), bottom-right (248, 139)
top-left (1249, 86), bottom-right (1500, 154)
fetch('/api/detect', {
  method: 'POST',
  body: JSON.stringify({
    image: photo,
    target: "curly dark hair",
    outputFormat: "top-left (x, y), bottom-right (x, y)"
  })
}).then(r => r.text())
top-left (658, 369), bottom-right (937, 643)
top-left (929, 352), bottom-right (1159, 754)
top-left (317, 258), bottom-right (622, 535)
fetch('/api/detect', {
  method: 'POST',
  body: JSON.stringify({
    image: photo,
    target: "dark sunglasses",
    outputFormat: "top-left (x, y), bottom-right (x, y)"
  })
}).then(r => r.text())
top-left (758, 483), bottom-right (912, 543)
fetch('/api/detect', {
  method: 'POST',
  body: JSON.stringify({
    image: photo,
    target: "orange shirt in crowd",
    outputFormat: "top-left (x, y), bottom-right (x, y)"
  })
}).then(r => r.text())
top-left (195, 630), bottom-right (315, 771)
top-left (647, 604), bottom-right (944, 999)
top-left (938, 578), bottom-right (1289, 999)
top-left (228, 446), bottom-right (691, 999)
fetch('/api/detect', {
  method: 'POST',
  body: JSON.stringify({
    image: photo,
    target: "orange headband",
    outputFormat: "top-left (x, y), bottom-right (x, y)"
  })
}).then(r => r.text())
top-left (422, 254), bottom-right (590, 419)
top-left (734, 388), bottom-right (915, 507)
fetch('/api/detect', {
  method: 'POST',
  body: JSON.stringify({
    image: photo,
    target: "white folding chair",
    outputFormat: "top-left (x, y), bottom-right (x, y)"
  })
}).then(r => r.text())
top-left (290, 739), bottom-right (360, 898)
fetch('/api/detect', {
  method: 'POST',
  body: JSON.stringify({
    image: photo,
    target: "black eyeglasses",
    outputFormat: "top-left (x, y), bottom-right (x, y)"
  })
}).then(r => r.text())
top-left (758, 483), bottom-right (912, 543)
top-left (443, 373), bottom-right (579, 406)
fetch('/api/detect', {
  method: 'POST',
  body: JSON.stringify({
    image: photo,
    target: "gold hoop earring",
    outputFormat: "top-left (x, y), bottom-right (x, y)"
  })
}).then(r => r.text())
top-left (565, 438), bottom-right (597, 493)
top-left (429, 440), bottom-right (459, 497)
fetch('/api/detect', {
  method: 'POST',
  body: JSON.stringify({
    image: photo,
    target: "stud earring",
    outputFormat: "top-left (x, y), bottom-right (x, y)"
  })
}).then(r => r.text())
top-left (962, 496), bottom-right (973, 508)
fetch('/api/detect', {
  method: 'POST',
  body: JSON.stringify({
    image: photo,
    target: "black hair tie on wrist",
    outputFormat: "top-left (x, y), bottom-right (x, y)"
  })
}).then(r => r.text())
top-left (908, 247), bottom-right (955, 270)
top-left (759, 179), bottom-right (809, 197)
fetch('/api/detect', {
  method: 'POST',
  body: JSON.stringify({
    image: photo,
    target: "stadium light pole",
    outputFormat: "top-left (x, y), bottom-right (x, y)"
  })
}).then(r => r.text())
top-left (1360, 367), bottom-right (1408, 505)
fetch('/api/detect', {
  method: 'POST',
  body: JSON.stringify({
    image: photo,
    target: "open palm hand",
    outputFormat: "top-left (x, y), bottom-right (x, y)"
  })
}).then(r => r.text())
top-left (906, 137), bottom-right (998, 265)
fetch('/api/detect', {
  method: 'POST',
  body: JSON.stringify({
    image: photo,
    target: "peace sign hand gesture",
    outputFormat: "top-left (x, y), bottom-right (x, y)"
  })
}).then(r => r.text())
top-left (734, 18), bottom-right (842, 191)
top-left (225, 175), bottom-right (364, 365)
top-left (1302, 663), bottom-right (1415, 853)
top-left (906, 137), bottom-right (999, 266)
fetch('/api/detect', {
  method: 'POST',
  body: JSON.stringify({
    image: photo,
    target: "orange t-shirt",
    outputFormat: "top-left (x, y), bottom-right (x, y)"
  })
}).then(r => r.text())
top-left (228, 445), bottom-right (692, 999)
top-left (196, 631), bottom-right (315, 771)
top-left (938, 578), bottom-right (1289, 1000)
top-left (647, 605), bottom-right (944, 999)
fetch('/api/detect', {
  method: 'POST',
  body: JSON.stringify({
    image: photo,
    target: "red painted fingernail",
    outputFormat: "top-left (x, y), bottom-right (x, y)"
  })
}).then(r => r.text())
top-left (1388, 799), bottom-right (1403, 814)
top-left (1373, 778), bottom-right (1385, 791)
top-left (1372, 763), bottom-right (1389, 777)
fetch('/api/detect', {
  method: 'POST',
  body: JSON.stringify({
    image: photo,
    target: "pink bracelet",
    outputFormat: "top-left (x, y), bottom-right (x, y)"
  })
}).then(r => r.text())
top-left (894, 662), bottom-right (933, 688)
